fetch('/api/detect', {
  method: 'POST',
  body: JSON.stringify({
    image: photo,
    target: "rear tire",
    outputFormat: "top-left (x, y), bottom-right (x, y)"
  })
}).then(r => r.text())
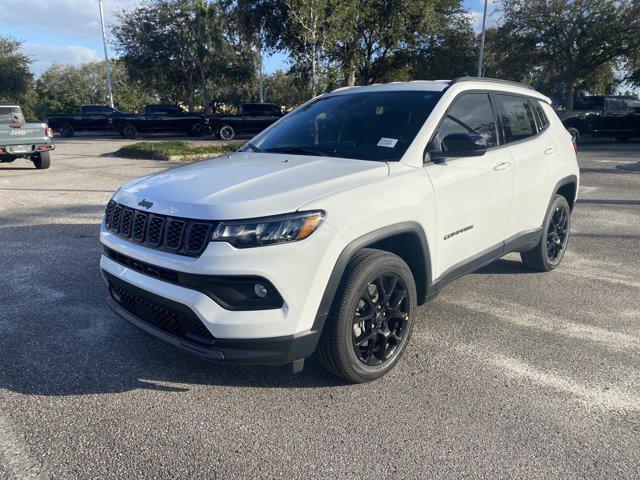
top-left (316, 248), bottom-right (417, 383)
top-left (59, 123), bottom-right (74, 137)
top-left (521, 194), bottom-right (571, 272)
top-left (566, 127), bottom-right (580, 141)
top-left (192, 124), bottom-right (206, 137)
top-left (122, 125), bottom-right (138, 139)
top-left (217, 125), bottom-right (235, 140)
top-left (32, 151), bottom-right (51, 170)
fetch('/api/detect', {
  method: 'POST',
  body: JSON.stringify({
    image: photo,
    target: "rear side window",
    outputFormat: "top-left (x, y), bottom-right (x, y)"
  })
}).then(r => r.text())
top-left (605, 98), bottom-right (627, 110)
top-left (531, 100), bottom-right (549, 131)
top-left (496, 95), bottom-right (537, 143)
top-left (0, 106), bottom-right (25, 125)
top-left (429, 93), bottom-right (498, 151)
top-left (574, 97), bottom-right (603, 110)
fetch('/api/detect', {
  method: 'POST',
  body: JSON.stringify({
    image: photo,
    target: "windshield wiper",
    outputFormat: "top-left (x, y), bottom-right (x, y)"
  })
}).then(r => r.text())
top-left (265, 146), bottom-right (337, 157)
top-left (245, 142), bottom-right (262, 152)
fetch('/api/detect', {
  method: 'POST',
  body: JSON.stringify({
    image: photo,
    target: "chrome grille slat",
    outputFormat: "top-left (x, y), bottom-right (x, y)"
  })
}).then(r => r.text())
top-left (103, 201), bottom-right (216, 257)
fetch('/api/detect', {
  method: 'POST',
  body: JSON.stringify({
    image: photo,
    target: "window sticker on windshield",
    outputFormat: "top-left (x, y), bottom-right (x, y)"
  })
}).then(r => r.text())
top-left (377, 137), bottom-right (398, 148)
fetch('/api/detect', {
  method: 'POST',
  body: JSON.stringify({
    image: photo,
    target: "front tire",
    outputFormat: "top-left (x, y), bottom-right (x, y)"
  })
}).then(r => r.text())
top-left (59, 123), bottom-right (75, 137)
top-left (316, 248), bottom-right (417, 383)
top-left (32, 151), bottom-right (51, 170)
top-left (521, 194), bottom-right (571, 272)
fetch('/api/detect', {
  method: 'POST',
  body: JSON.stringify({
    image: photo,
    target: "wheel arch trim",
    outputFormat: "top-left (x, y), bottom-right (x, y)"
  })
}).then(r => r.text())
top-left (311, 222), bottom-right (432, 332)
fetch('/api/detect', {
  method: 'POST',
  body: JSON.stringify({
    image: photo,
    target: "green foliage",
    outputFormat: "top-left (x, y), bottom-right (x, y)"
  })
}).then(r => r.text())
top-left (489, 0), bottom-right (640, 108)
top-left (0, 37), bottom-right (35, 116)
top-left (114, 140), bottom-right (242, 161)
top-left (33, 61), bottom-right (154, 118)
top-left (113, 0), bottom-right (254, 110)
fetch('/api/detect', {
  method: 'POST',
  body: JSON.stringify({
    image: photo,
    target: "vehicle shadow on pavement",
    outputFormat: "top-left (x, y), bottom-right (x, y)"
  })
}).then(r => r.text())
top-left (475, 258), bottom-right (532, 275)
top-left (0, 222), bottom-right (348, 397)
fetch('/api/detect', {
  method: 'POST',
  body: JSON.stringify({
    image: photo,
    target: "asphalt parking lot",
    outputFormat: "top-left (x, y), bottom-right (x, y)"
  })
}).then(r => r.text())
top-left (1, 135), bottom-right (639, 479)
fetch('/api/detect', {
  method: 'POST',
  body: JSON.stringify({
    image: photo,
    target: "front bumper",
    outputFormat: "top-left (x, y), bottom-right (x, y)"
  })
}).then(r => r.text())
top-left (105, 274), bottom-right (320, 366)
top-left (100, 218), bottom-right (345, 364)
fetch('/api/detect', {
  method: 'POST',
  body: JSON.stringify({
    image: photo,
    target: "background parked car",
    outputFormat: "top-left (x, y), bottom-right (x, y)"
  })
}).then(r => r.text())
top-left (45, 105), bottom-right (131, 137)
top-left (558, 95), bottom-right (640, 142)
top-left (0, 104), bottom-right (54, 169)
top-left (207, 102), bottom-right (285, 140)
top-left (111, 104), bottom-right (210, 139)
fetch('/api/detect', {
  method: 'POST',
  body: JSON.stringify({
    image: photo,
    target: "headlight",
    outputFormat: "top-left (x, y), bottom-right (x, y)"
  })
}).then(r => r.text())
top-left (211, 211), bottom-right (325, 248)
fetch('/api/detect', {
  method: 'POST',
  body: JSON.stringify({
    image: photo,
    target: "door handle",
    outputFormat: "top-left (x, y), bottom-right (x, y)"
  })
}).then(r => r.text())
top-left (493, 161), bottom-right (512, 171)
top-left (544, 147), bottom-right (556, 155)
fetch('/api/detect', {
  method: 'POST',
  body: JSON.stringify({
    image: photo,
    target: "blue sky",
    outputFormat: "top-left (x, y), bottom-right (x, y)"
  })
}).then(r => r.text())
top-left (1, 0), bottom-right (494, 76)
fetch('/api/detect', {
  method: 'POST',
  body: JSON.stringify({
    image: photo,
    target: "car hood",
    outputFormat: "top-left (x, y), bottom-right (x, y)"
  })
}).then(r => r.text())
top-left (114, 152), bottom-right (389, 219)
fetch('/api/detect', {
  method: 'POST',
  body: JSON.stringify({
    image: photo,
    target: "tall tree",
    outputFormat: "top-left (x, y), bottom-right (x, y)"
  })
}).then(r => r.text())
top-left (34, 61), bottom-right (154, 117)
top-left (496, 0), bottom-right (640, 108)
top-left (113, 0), bottom-right (252, 110)
top-left (0, 37), bottom-right (34, 111)
top-left (322, 0), bottom-right (468, 86)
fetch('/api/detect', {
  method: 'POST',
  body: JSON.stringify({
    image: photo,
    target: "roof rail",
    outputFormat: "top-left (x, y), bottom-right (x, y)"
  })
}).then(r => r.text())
top-left (449, 76), bottom-right (534, 90)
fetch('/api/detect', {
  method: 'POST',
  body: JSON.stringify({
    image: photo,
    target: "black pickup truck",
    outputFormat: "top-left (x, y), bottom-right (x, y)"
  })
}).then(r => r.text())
top-left (208, 103), bottom-right (285, 140)
top-left (45, 105), bottom-right (129, 137)
top-left (559, 95), bottom-right (640, 142)
top-left (111, 104), bottom-right (210, 139)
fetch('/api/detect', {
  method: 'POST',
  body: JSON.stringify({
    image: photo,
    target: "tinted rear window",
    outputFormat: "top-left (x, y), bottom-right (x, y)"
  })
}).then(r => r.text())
top-left (0, 106), bottom-right (25, 125)
top-left (496, 95), bottom-right (537, 143)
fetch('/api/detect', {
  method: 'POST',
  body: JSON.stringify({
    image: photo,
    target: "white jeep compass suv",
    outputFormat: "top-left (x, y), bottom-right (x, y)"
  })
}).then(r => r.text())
top-left (100, 77), bottom-right (579, 382)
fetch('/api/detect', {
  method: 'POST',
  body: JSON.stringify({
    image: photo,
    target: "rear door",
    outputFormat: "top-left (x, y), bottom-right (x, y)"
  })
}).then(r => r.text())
top-left (82, 106), bottom-right (113, 130)
top-left (425, 92), bottom-right (514, 278)
top-left (495, 94), bottom-right (557, 237)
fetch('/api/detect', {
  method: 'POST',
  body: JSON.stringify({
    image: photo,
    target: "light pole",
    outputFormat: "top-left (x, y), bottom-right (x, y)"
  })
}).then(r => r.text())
top-left (477, 0), bottom-right (489, 77)
top-left (98, 0), bottom-right (115, 108)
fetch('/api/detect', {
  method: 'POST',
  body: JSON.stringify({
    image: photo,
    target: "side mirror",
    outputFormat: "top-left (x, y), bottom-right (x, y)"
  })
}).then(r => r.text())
top-left (430, 133), bottom-right (488, 163)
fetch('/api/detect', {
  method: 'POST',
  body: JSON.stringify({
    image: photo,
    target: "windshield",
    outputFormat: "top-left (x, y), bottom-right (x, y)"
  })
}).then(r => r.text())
top-left (246, 90), bottom-right (442, 161)
top-left (0, 106), bottom-right (25, 125)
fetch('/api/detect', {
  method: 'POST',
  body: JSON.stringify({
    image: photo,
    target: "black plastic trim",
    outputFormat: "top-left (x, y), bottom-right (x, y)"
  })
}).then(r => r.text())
top-left (103, 246), bottom-right (284, 311)
top-left (311, 222), bottom-right (432, 331)
top-left (429, 227), bottom-right (543, 295)
top-left (107, 296), bottom-right (320, 366)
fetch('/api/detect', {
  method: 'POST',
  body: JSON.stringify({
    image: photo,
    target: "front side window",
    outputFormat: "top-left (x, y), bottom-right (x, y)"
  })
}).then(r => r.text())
top-left (496, 95), bottom-right (537, 143)
top-left (249, 91), bottom-right (441, 162)
top-left (429, 93), bottom-right (498, 152)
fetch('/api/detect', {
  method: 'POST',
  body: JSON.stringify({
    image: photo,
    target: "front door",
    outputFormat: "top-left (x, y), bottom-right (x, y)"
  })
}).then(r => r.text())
top-left (424, 92), bottom-right (513, 279)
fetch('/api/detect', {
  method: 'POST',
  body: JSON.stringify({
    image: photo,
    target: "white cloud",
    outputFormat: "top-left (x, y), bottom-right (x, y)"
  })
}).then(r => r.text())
top-left (0, 0), bottom-right (139, 40)
top-left (20, 43), bottom-right (102, 75)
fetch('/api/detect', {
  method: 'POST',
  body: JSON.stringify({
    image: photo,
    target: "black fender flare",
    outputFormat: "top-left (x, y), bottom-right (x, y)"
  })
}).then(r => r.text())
top-left (311, 222), bottom-right (432, 332)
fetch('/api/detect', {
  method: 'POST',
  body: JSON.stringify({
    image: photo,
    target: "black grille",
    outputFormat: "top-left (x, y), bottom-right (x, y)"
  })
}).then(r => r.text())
top-left (108, 276), bottom-right (215, 346)
top-left (104, 201), bottom-right (217, 257)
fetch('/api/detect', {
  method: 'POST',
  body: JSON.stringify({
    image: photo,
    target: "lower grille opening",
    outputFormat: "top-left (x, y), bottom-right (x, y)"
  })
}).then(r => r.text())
top-left (107, 276), bottom-right (215, 347)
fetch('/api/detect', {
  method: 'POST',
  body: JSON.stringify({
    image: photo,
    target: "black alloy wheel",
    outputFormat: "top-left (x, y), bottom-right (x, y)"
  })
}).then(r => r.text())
top-left (521, 194), bottom-right (571, 272)
top-left (546, 205), bottom-right (569, 261)
top-left (352, 274), bottom-right (410, 366)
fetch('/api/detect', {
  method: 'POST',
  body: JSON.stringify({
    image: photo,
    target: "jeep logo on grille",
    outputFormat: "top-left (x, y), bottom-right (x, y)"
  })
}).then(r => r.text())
top-left (9, 130), bottom-right (26, 136)
top-left (138, 199), bottom-right (154, 209)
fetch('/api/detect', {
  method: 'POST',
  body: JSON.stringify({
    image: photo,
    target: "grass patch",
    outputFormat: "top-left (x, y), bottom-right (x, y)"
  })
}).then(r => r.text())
top-left (114, 141), bottom-right (242, 161)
